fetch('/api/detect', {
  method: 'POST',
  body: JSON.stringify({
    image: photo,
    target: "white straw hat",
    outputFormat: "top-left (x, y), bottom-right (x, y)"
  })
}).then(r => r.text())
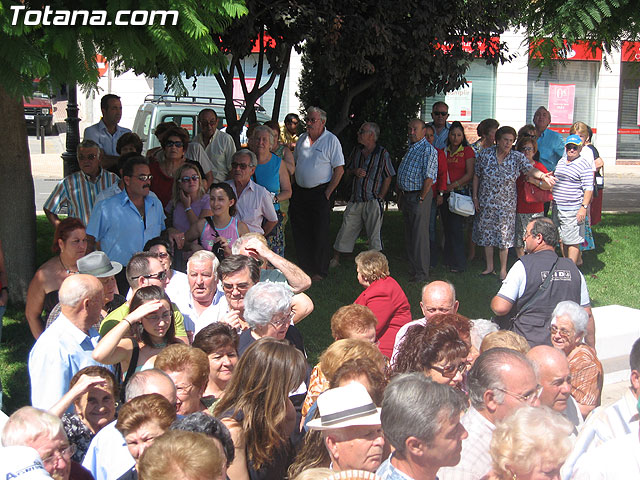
top-left (307, 382), bottom-right (381, 431)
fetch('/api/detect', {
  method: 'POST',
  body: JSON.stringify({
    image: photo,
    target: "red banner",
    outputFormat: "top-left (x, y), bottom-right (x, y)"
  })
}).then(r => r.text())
top-left (529, 39), bottom-right (602, 61)
top-left (621, 42), bottom-right (640, 62)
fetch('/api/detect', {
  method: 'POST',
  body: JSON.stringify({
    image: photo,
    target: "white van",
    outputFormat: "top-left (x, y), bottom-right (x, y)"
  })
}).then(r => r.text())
top-left (132, 95), bottom-right (270, 152)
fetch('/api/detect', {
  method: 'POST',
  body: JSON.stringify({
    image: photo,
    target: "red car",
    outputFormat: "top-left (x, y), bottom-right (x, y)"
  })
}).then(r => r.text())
top-left (23, 91), bottom-right (54, 135)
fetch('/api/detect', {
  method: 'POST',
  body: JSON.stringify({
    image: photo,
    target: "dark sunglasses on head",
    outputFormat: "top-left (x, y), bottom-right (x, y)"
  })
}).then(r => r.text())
top-left (179, 175), bottom-right (199, 183)
top-left (165, 140), bottom-right (184, 148)
top-left (231, 162), bottom-right (250, 170)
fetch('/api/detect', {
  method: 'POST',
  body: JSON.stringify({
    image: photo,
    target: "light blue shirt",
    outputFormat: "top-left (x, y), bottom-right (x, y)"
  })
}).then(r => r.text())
top-left (397, 137), bottom-right (438, 191)
top-left (537, 128), bottom-right (565, 171)
top-left (86, 189), bottom-right (166, 266)
top-left (429, 121), bottom-right (450, 150)
top-left (82, 420), bottom-right (135, 480)
top-left (84, 120), bottom-right (131, 157)
top-left (28, 314), bottom-right (105, 412)
top-left (377, 454), bottom-right (416, 480)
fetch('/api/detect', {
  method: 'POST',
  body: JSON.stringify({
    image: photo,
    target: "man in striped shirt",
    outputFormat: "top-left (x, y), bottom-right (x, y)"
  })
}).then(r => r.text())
top-left (44, 139), bottom-right (119, 227)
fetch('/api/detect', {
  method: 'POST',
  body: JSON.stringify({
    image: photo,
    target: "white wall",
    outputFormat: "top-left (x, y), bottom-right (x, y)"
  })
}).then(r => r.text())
top-left (594, 49), bottom-right (622, 166)
top-left (495, 29), bottom-right (530, 128)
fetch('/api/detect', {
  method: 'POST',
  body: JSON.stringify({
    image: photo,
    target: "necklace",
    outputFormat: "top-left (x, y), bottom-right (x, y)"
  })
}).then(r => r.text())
top-left (59, 256), bottom-right (79, 275)
top-left (151, 341), bottom-right (168, 348)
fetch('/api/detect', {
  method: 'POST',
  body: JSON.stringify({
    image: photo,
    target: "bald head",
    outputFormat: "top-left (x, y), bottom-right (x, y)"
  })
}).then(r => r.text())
top-left (527, 346), bottom-right (571, 412)
top-left (124, 368), bottom-right (177, 406)
top-left (420, 281), bottom-right (458, 320)
top-left (59, 274), bottom-right (103, 332)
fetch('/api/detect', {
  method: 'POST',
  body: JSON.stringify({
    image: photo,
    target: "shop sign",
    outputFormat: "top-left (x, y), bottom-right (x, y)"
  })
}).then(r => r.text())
top-left (621, 42), bottom-right (640, 62)
top-left (445, 81), bottom-right (472, 121)
top-left (529, 39), bottom-right (602, 61)
top-left (548, 84), bottom-right (575, 124)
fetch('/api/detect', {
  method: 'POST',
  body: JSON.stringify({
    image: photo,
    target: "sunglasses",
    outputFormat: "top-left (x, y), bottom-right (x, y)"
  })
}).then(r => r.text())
top-left (179, 175), bottom-right (199, 183)
top-left (130, 174), bottom-right (153, 182)
top-left (165, 140), bottom-right (184, 148)
top-left (430, 362), bottom-right (468, 378)
top-left (521, 146), bottom-right (534, 152)
top-left (132, 270), bottom-right (167, 281)
top-left (231, 162), bottom-right (251, 170)
top-left (432, 111), bottom-right (448, 116)
top-left (565, 145), bottom-right (580, 151)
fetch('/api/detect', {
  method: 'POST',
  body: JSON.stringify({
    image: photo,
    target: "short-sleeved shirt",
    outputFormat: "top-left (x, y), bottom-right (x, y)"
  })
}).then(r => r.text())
top-left (446, 145), bottom-right (475, 184)
top-left (225, 179), bottom-right (277, 234)
top-left (86, 189), bottom-right (166, 266)
top-left (99, 301), bottom-right (188, 339)
top-left (397, 137), bottom-right (438, 191)
top-left (83, 120), bottom-right (131, 157)
top-left (537, 128), bottom-right (565, 171)
top-left (552, 155), bottom-right (594, 210)
top-left (428, 122), bottom-right (451, 150)
top-left (43, 169), bottom-right (119, 226)
top-left (346, 144), bottom-right (395, 202)
top-left (294, 129), bottom-right (345, 188)
top-left (199, 130), bottom-right (237, 182)
top-left (516, 161), bottom-right (548, 214)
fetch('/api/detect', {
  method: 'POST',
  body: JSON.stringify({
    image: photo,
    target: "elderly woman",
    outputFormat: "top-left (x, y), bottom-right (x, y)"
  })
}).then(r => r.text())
top-left (116, 393), bottom-right (177, 479)
top-left (25, 217), bottom-right (87, 339)
top-left (226, 149), bottom-right (278, 236)
top-left (514, 136), bottom-right (548, 258)
top-left (471, 118), bottom-right (499, 156)
top-left (486, 406), bottom-right (573, 480)
top-left (550, 301), bottom-right (603, 418)
top-left (149, 126), bottom-right (190, 206)
top-left (354, 251), bottom-right (411, 358)
top-left (551, 135), bottom-right (594, 264)
top-left (392, 323), bottom-right (469, 390)
top-left (49, 366), bottom-right (118, 462)
top-left (330, 304), bottom-right (378, 343)
top-left (473, 126), bottom-right (554, 280)
top-left (238, 281), bottom-right (305, 356)
top-left (192, 323), bottom-right (239, 405)
top-left (214, 338), bottom-right (307, 480)
top-left (248, 125), bottom-right (292, 256)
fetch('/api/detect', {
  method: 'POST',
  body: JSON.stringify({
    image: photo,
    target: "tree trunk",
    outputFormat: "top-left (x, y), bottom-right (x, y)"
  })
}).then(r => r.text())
top-left (271, 46), bottom-right (291, 121)
top-left (0, 87), bottom-right (37, 304)
top-left (333, 76), bottom-right (377, 136)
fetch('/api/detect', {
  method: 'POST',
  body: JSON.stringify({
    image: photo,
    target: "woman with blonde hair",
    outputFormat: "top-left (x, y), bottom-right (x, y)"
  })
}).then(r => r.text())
top-left (214, 337), bottom-right (307, 480)
top-left (354, 250), bottom-right (411, 358)
top-left (486, 406), bottom-right (573, 480)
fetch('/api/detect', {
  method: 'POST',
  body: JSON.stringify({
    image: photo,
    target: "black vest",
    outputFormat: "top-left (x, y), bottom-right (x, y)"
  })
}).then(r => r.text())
top-left (512, 249), bottom-right (584, 347)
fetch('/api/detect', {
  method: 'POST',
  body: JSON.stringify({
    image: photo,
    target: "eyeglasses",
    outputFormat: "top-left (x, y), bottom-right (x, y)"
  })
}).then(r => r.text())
top-left (129, 174), bottom-right (153, 182)
top-left (199, 120), bottom-right (218, 126)
top-left (495, 384), bottom-right (543, 404)
top-left (41, 444), bottom-right (76, 466)
top-left (132, 270), bottom-right (167, 281)
top-left (155, 252), bottom-right (170, 259)
top-left (549, 325), bottom-right (574, 338)
top-left (231, 162), bottom-right (251, 170)
top-left (565, 145), bottom-right (580, 151)
top-left (521, 146), bottom-right (534, 152)
top-left (430, 362), bottom-right (468, 378)
top-left (222, 281), bottom-right (251, 293)
top-left (179, 174), bottom-right (199, 183)
top-left (306, 117), bottom-right (321, 124)
top-left (78, 154), bottom-right (98, 160)
top-left (432, 111), bottom-right (448, 116)
top-left (269, 311), bottom-right (294, 329)
top-left (165, 141), bottom-right (184, 148)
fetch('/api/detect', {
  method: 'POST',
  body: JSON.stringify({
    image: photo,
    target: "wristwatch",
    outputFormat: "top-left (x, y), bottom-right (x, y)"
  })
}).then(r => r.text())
top-left (438, 192), bottom-right (444, 197)
top-left (418, 195), bottom-right (424, 202)
top-left (581, 204), bottom-right (589, 209)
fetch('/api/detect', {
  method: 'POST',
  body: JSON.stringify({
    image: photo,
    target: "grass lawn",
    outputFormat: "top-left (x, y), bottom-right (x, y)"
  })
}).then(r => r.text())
top-left (1, 212), bottom-right (639, 414)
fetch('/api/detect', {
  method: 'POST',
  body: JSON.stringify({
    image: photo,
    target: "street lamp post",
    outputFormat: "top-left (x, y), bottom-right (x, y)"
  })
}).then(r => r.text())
top-left (61, 83), bottom-right (80, 177)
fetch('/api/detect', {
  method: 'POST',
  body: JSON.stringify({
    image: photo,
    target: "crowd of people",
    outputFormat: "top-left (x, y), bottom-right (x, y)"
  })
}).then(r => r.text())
top-left (0, 95), bottom-right (629, 480)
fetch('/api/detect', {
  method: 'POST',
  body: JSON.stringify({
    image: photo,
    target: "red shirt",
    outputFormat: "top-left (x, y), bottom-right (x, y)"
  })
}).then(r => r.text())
top-left (149, 159), bottom-right (174, 207)
top-left (516, 161), bottom-right (548, 213)
top-left (431, 148), bottom-right (448, 198)
top-left (354, 276), bottom-right (412, 359)
top-left (446, 145), bottom-right (474, 184)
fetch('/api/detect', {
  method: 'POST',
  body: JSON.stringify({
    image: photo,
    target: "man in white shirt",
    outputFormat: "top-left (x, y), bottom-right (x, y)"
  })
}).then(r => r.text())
top-left (84, 94), bottom-right (131, 170)
top-left (194, 109), bottom-right (237, 182)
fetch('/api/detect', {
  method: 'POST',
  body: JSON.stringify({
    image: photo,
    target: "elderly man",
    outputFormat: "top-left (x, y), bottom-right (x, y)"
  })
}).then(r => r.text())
top-left (439, 348), bottom-right (541, 480)
top-left (82, 369), bottom-right (177, 480)
top-left (155, 344), bottom-right (210, 416)
top-left (290, 106), bottom-right (345, 282)
top-left (2, 407), bottom-right (93, 480)
top-left (562, 338), bottom-right (640, 479)
top-left (428, 101), bottom-right (451, 150)
top-left (527, 345), bottom-right (583, 431)
top-left (377, 373), bottom-right (467, 480)
top-left (43, 139), bottom-right (119, 227)
top-left (490, 217), bottom-right (594, 347)
top-left (425, 123), bottom-right (449, 268)
top-left (392, 280), bottom-right (459, 361)
top-left (225, 149), bottom-right (278, 235)
top-left (29, 274), bottom-right (107, 411)
top-left (87, 156), bottom-right (183, 290)
top-left (99, 251), bottom-right (189, 342)
top-left (194, 109), bottom-right (236, 182)
top-left (330, 122), bottom-right (395, 268)
top-left (307, 383), bottom-right (385, 473)
top-left (396, 119), bottom-right (438, 283)
top-left (84, 94), bottom-right (131, 170)
top-left (533, 106), bottom-right (565, 173)
top-left (176, 250), bottom-right (226, 336)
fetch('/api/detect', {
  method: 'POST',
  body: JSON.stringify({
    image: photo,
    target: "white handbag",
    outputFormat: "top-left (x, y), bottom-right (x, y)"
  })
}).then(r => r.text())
top-left (448, 191), bottom-right (475, 217)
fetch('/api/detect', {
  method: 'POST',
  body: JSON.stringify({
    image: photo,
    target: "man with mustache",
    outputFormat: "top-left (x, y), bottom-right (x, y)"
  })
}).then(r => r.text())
top-left (87, 156), bottom-right (183, 294)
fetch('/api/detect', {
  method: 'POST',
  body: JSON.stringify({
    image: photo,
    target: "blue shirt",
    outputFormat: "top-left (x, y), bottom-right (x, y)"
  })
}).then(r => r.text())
top-left (537, 128), bottom-right (565, 171)
top-left (82, 421), bottom-right (135, 480)
top-left (83, 120), bottom-right (131, 157)
top-left (377, 454), bottom-right (417, 480)
top-left (28, 314), bottom-right (105, 412)
top-left (86, 189), bottom-right (166, 266)
top-left (428, 121), bottom-right (450, 150)
top-left (397, 137), bottom-right (438, 191)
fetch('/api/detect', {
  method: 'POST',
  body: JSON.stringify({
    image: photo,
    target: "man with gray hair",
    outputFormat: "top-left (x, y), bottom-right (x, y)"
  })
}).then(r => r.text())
top-left (290, 106), bottom-right (345, 282)
top-left (82, 369), bottom-right (177, 480)
top-left (439, 348), bottom-right (541, 480)
top-left (29, 274), bottom-right (107, 412)
top-left (491, 216), bottom-right (594, 347)
top-left (330, 122), bottom-right (395, 268)
top-left (195, 108), bottom-right (236, 181)
top-left (43, 138), bottom-right (119, 227)
top-left (377, 373), bottom-right (468, 480)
